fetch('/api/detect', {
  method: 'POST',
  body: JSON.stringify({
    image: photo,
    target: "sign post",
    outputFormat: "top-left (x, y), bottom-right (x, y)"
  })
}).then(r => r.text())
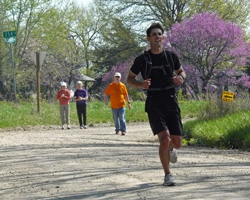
top-left (3, 31), bottom-right (17, 102)
top-left (36, 52), bottom-right (41, 113)
top-left (31, 51), bottom-right (46, 113)
top-left (10, 44), bottom-right (17, 102)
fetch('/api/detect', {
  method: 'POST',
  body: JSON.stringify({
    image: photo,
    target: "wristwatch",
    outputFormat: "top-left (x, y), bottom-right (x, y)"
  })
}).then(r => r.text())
top-left (179, 74), bottom-right (185, 80)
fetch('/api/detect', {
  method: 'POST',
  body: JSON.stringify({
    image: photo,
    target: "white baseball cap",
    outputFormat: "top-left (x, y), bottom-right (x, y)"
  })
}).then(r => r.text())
top-left (114, 72), bottom-right (121, 77)
top-left (60, 82), bottom-right (67, 87)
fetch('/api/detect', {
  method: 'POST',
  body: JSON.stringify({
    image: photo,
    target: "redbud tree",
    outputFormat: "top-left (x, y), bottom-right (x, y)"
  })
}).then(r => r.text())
top-left (165, 12), bottom-right (250, 98)
top-left (101, 59), bottom-right (133, 91)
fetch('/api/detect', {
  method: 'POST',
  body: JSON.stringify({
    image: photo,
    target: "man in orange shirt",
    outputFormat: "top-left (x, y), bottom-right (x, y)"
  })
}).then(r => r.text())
top-left (104, 72), bottom-right (131, 135)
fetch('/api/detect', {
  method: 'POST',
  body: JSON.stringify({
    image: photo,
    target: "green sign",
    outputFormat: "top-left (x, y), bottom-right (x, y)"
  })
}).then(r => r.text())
top-left (3, 31), bottom-right (16, 44)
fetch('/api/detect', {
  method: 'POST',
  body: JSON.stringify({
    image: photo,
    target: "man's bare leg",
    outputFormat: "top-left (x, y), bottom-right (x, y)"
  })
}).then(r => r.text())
top-left (169, 135), bottom-right (182, 149)
top-left (157, 130), bottom-right (171, 175)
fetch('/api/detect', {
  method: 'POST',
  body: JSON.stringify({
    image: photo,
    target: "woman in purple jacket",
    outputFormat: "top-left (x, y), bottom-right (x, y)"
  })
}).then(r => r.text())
top-left (74, 81), bottom-right (88, 129)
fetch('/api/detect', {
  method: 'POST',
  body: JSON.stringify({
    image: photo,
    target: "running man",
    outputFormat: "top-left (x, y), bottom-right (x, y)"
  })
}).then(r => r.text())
top-left (127, 23), bottom-right (186, 186)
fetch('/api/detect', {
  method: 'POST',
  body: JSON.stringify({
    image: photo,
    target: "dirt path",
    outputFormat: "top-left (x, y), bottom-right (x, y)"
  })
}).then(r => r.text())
top-left (0, 123), bottom-right (250, 200)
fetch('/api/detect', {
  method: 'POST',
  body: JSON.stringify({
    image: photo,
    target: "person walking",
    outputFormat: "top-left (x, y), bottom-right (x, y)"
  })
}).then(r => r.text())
top-left (104, 72), bottom-right (131, 135)
top-left (56, 82), bottom-right (71, 130)
top-left (127, 23), bottom-right (186, 186)
top-left (74, 81), bottom-right (88, 129)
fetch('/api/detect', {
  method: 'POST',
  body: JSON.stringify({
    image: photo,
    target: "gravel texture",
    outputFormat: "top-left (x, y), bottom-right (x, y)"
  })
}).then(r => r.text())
top-left (0, 123), bottom-right (250, 200)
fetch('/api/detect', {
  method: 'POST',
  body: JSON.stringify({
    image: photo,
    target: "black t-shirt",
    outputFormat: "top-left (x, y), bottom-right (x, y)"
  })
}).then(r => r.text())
top-left (130, 50), bottom-right (181, 96)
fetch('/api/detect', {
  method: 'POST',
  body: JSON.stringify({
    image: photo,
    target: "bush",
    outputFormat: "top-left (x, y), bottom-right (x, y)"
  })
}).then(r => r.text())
top-left (198, 92), bottom-right (250, 120)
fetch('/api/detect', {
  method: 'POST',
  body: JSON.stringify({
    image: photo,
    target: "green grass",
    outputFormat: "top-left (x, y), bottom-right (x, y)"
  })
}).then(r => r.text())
top-left (184, 110), bottom-right (250, 150)
top-left (87, 101), bottom-right (148, 124)
top-left (179, 100), bottom-right (205, 118)
top-left (0, 100), bottom-right (204, 129)
top-left (0, 101), bottom-right (148, 128)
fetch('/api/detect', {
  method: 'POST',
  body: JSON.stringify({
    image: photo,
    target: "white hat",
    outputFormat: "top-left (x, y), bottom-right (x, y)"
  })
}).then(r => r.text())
top-left (114, 72), bottom-right (121, 77)
top-left (60, 82), bottom-right (67, 87)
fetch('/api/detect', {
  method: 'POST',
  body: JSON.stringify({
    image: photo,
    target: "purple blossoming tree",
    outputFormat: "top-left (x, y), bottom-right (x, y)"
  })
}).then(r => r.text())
top-left (165, 12), bottom-right (250, 98)
top-left (101, 59), bottom-right (134, 92)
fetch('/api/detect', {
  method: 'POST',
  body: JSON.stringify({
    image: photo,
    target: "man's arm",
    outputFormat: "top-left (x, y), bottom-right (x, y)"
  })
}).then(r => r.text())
top-left (127, 70), bottom-right (151, 90)
top-left (175, 66), bottom-right (186, 79)
top-left (104, 94), bottom-right (109, 106)
top-left (124, 94), bottom-right (131, 109)
top-left (173, 66), bottom-right (186, 86)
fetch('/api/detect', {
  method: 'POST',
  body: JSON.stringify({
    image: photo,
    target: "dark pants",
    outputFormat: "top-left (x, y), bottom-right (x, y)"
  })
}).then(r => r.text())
top-left (76, 104), bottom-right (87, 126)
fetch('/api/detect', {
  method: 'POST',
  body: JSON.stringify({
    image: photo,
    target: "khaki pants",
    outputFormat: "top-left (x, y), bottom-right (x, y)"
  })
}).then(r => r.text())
top-left (60, 104), bottom-right (70, 126)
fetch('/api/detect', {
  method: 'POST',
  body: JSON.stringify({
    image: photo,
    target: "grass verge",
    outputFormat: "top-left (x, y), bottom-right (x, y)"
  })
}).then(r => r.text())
top-left (184, 110), bottom-right (250, 150)
top-left (0, 100), bottom-right (205, 129)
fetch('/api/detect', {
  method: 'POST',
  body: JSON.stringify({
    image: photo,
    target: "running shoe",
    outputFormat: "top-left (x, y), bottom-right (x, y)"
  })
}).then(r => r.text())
top-left (169, 149), bottom-right (177, 163)
top-left (163, 174), bottom-right (176, 186)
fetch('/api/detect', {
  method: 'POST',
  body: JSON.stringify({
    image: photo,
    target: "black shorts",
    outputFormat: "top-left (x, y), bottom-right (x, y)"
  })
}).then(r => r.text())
top-left (145, 95), bottom-right (183, 136)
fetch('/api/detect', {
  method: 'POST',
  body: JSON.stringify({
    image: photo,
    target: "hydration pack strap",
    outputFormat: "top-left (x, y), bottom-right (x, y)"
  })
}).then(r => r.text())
top-left (143, 49), bottom-right (175, 91)
top-left (147, 85), bottom-right (175, 91)
top-left (151, 65), bottom-right (167, 75)
top-left (143, 50), bottom-right (152, 79)
top-left (143, 49), bottom-right (174, 79)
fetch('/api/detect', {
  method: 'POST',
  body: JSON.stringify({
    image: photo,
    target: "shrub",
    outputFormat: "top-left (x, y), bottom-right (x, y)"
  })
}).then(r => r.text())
top-left (198, 92), bottom-right (250, 120)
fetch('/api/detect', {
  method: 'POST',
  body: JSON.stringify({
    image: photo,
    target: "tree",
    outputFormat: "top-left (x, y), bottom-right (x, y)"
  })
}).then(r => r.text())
top-left (97, 0), bottom-right (250, 35)
top-left (83, 1), bottom-right (143, 94)
top-left (165, 12), bottom-right (250, 98)
top-left (92, 17), bottom-right (142, 72)
top-left (188, 0), bottom-right (250, 29)
top-left (31, 1), bottom-right (84, 98)
top-left (97, 0), bottom-right (188, 31)
top-left (101, 59), bottom-right (133, 90)
top-left (0, 0), bottom-right (88, 101)
top-left (0, 0), bottom-right (58, 100)
top-left (70, 5), bottom-right (104, 71)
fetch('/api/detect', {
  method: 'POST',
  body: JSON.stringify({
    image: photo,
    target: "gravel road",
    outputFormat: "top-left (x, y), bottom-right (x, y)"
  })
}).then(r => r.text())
top-left (0, 123), bottom-right (249, 200)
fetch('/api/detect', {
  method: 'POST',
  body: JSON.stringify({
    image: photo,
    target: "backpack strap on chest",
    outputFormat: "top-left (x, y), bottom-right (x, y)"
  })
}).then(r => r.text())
top-left (143, 50), bottom-right (152, 79)
top-left (143, 49), bottom-right (176, 92)
top-left (143, 49), bottom-right (174, 78)
top-left (163, 49), bottom-right (174, 77)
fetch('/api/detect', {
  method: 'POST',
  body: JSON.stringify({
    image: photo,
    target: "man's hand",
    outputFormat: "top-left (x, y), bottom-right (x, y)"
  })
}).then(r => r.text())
top-left (141, 79), bottom-right (151, 89)
top-left (128, 103), bottom-right (131, 110)
top-left (172, 76), bottom-right (184, 86)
